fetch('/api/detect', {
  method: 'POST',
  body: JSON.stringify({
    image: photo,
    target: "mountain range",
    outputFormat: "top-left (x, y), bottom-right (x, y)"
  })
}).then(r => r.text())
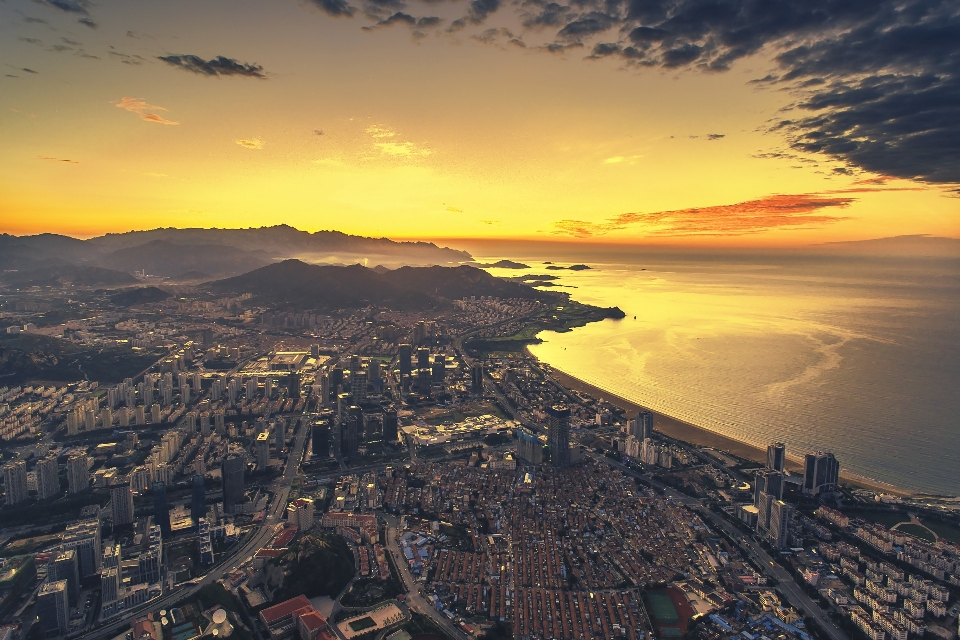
top-left (0, 225), bottom-right (472, 282)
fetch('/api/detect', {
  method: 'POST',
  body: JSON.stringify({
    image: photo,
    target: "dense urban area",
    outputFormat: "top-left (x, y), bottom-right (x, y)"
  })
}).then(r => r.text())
top-left (1, 253), bottom-right (959, 640)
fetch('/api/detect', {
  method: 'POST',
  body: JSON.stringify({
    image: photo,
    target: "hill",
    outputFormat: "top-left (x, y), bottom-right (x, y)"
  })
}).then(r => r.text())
top-left (0, 265), bottom-right (137, 287)
top-left (109, 286), bottom-right (172, 307)
top-left (209, 260), bottom-right (550, 310)
top-left (0, 334), bottom-right (162, 384)
top-left (264, 532), bottom-right (355, 601)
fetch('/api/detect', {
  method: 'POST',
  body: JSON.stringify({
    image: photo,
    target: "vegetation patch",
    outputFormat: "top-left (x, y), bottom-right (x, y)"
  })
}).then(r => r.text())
top-left (268, 532), bottom-right (355, 601)
top-left (897, 523), bottom-right (937, 543)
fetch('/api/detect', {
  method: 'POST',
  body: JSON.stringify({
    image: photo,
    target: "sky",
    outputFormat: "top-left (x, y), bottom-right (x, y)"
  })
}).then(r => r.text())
top-left (1, 0), bottom-right (958, 246)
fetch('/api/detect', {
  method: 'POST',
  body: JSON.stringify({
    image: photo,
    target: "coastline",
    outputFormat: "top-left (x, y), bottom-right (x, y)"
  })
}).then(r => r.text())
top-left (537, 358), bottom-right (915, 497)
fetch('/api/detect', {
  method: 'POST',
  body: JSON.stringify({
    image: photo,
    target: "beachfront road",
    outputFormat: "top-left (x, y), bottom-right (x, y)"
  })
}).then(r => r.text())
top-left (587, 452), bottom-right (850, 640)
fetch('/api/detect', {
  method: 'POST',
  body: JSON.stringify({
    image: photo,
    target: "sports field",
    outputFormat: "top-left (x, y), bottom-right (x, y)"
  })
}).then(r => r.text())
top-left (648, 592), bottom-right (680, 623)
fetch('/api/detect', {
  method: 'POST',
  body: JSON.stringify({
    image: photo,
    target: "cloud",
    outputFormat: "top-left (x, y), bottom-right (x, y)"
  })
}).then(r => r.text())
top-left (603, 154), bottom-right (642, 164)
top-left (305, 0), bottom-right (356, 18)
top-left (314, 129), bottom-right (325, 136)
top-left (366, 125), bottom-right (397, 138)
top-left (343, 0), bottom-right (958, 184)
top-left (446, 206), bottom-right (463, 212)
top-left (22, 68), bottom-right (38, 74)
top-left (109, 49), bottom-right (147, 65)
top-left (77, 17), bottom-right (97, 29)
top-left (706, 133), bottom-right (725, 140)
top-left (362, 12), bottom-right (441, 33)
top-left (374, 141), bottom-right (432, 156)
top-left (553, 193), bottom-right (858, 238)
top-left (236, 139), bottom-right (263, 149)
top-left (115, 97), bottom-right (179, 125)
top-left (38, 0), bottom-right (89, 14)
top-left (20, 37), bottom-right (42, 45)
top-left (158, 54), bottom-right (267, 78)
top-left (38, 156), bottom-right (79, 163)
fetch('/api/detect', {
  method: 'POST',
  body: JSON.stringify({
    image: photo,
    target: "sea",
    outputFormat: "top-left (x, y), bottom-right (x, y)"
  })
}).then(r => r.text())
top-left (473, 246), bottom-right (960, 496)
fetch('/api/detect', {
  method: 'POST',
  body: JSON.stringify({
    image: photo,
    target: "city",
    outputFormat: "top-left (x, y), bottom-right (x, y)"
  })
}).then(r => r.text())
top-left (1, 267), bottom-right (958, 640)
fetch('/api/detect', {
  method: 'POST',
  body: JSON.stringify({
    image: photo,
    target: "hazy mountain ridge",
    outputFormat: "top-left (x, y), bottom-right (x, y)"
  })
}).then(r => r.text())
top-left (0, 226), bottom-right (472, 281)
top-left (209, 259), bottom-right (554, 311)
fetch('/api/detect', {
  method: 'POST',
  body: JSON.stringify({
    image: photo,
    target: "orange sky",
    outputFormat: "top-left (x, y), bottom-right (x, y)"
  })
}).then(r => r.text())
top-left (1, 0), bottom-right (957, 245)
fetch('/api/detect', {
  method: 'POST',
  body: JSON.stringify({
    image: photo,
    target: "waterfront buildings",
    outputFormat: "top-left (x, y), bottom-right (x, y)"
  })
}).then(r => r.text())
top-left (804, 451), bottom-right (840, 496)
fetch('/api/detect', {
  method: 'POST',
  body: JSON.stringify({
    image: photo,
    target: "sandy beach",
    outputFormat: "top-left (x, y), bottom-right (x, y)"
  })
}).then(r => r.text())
top-left (543, 363), bottom-right (913, 496)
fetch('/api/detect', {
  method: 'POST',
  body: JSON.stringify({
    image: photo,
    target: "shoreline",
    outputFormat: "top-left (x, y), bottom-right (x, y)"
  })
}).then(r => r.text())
top-left (536, 358), bottom-right (916, 497)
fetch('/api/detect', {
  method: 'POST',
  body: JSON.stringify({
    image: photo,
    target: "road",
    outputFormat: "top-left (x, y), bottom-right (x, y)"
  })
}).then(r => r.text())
top-left (382, 514), bottom-right (470, 640)
top-left (585, 451), bottom-right (848, 640)
top-left (76, 412), bottom-right (311, 640)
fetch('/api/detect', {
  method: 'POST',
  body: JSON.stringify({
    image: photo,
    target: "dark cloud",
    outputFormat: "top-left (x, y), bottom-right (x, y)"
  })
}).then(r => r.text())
top-left (158, 54), bottom-right (267, 78)
top-left (40, 0), bottom-right (89, 14)
top-left (707, 133), bottom-right (725, 140)
top-left (556, 11), bottom-right (615, 39)
top-left (62, 38), bottom-right (81, 46)
top-left (22, 68), bottom-right (38, 74)
top-left (38, 156), bottom-right (79, 163)
top-left (109, 50), bottom-right (146, 65)
top-left (23, 17), bottom-right (48, 24)
top-left (77, 17), bottom-right (98, 29)
top-left (19, 37), bottom-right (42, 45)
top-left (362, 12), bottom-right (441, 30)
top-left (306, 0), bottom-right (356, 18)
top-left (522, 3), bottom-right (572, 29)
top-left (454, 0), bottom-right (501, 27)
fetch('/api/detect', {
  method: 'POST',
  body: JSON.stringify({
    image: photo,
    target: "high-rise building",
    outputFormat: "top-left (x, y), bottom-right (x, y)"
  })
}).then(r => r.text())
top-left (416, 347), bottom-right (430, 369)
top-left (630, 410), bottom-right (654, 442)
top-left (754, 469), bottom-right (784, 505)
top-left (222, 453), bottom-right (245, 514)
top-left (382, 406), bottom-right (398, 444)
top-left (471, 363), bottom-right (484, 394)
top-left (100, 544), bottom-right (122, 611)
top-left (111, 483), bottom-right (135, 526)
top-left (288, 373), bottom-right (301, 400)
top-left (547, 405), bottom-right (571, 467)
top-left (517, 427), bottom-right (544, 465)
top-left (67, 453), bottom-right (90, 494)
top-left (35, 579), bottom-right (70, 636)
top-left (61, 516), bottom-right (101, 578)
top-left (50, 549), bottom-right (80, 603)
top-left (767, 442), bottom-right (786, 472)
top-left (192, 474), bottom-right (206, 525)
top-left (274, 419), bottom-right (285, 452)
top-left (35, 456), bottom-right (60, 500)
top-left (152, 481), bottom-right (171, 536)
top-left (398, 344), bottom-right (412, 378)
top-left (3, 459), bottom-right (28, 506)
top-left (351, 370), bottom-right (367, 402)
top-left (803, 451), bottom-right (840, 496)
top-left (255, 431), bottom-right (270, 471)
top-left (330, 367), bottom-right (344, 393)
top-left (336, 392), bottom-right (351, 421)
top-left (312, 412), bottom-right (333, 458)
top-left (769, 499), bottom-right (793, 549)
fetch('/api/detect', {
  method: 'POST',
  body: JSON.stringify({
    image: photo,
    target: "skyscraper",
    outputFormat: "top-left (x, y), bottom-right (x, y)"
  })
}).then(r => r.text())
top-left (398, 344), bottom-right (412, 378)
top-left (222, 453), bottom-right (245, 514)
top-left (416, 347), bottom-right (430, 369)
top-left (256, 431), bottom-right (270, 471)
top-left (382, 406), bottom-right (398, 444)
top-left (3, 459), bottom-right (28, 505)
top-left (35, 456), bottom-right (60, 500)
top-left (152, 481), bottom-right (171, 536)
top-left (35, 579), bottom-right (70, 636)
top-left (803, 451), bottom-right (840, 496)
top-left (61, 516), bottom-right (102, 578)
top-left (111, 483), bottom-right (135, 526)
top-left (312, 412), bottom-right (333, 458)
top-left (769, 499), bottom-right (793, 549)
top-left (274, 419), bottom-right (285, 452)
top-left (471, 363), bottom-right (483, 394)
top-left (767, 442), bottom-right (786, 472)
top-left (191, 474), bottom-right (206, 525)
top-left (547, 405), bottom-right (571, 467)
top-left (630, 410), bottom-right (654, 441)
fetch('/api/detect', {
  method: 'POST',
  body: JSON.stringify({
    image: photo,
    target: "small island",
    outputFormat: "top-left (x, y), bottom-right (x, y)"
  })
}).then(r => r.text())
top-left (545, 264), bottom-right (592, 271)
top-left (472, 259), bottom-right (531, 269)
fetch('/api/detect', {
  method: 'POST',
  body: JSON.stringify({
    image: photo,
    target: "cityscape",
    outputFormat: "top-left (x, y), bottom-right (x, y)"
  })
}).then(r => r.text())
top-left (2, 0), bottom-right (959, 639)
top-left (0, 255), bottom-right (958, 640)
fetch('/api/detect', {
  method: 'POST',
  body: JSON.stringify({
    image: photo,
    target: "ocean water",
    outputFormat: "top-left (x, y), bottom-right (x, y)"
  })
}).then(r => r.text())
top-left (478, 249), bottom-right (960, 496)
